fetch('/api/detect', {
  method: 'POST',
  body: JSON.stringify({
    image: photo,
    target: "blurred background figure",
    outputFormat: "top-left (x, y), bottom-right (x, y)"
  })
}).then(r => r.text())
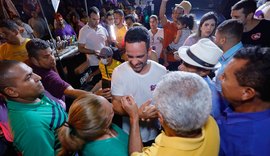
top-left (54, 13), bottom-right (76, 40)
top-left (28, 10), bottom-right (48, 39)
top-left (125, 14), bottom-right (136, 29)
top-left (148, 15), bottom-right (163, 59)
top-left (13, 16), bottom-right (34, 39)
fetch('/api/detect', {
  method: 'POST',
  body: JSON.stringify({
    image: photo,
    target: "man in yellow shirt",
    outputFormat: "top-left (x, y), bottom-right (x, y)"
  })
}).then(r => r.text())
top-left (113, 9), bottom-right (127, 50)
top-left (91, 46), bottom-right (121, 98)
top-left (0, 19), bottom-right (30, 63)
top-left (121, 72), bottom-right (220, 156)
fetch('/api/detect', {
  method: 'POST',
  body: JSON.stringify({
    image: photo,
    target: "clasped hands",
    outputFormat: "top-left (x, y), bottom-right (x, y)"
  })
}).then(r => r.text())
top-left (121, 96), bottom-right (158, 122)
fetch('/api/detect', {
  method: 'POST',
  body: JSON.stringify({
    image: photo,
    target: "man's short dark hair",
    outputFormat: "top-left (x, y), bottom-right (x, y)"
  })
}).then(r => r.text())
top-left (233, 46), bottom-right (270, 101)
top-left (125, 14), bottom-right (135, 23)
top-left (26, 38), bottom-right (50, 59)
top-left (114, 9), bottom-right (124, 17)
top-left (89, 6), bottom-right (100, 16)
top-left (106, 11), bottom-right (113, 18)
top-left (231, 0), bottom-right (257, 16)
top-left (0, 19), bottom-right (19, 31)
top-left (124, 26), bottom-right (150, 50)
top-left (0, 60), bottom-right (20, 93)
top-left (216, 19), bottom-right (244, 41)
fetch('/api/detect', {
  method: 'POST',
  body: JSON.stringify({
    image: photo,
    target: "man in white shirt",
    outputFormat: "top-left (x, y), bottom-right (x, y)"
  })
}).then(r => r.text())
top-left (111, 26), bottom-right (167, 146)
top-left (148, 15), bottom-right (164, 59)
top-left (78, 6), bottom-right (109, 85)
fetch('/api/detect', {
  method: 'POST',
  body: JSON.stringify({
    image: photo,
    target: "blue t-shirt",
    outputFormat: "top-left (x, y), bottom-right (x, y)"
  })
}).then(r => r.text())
top-left (217, 108), bottom-right (270, 156)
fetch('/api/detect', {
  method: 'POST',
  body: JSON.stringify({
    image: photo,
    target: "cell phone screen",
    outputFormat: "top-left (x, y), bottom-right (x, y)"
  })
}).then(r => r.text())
top-left (102, 79), bottom-right (111, 89)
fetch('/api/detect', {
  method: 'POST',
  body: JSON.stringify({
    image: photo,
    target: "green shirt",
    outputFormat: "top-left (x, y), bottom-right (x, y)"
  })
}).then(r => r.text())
top-left (7, 95), bottom-right (67, 156)
top-left (81, 124), bottom-right (129, 156)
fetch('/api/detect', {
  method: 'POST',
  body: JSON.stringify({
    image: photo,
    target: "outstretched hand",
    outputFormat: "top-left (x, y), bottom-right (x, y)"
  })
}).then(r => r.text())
top-left (138, 99), bottom-right (158, 122)
top-left (121, 96), bottom-right (139, 119)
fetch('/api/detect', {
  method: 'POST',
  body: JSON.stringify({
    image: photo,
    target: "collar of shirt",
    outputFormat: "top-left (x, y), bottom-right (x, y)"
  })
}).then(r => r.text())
top-left (7, 94), bottom-right (47, 110)
top-left (223, 107), bottom-right (270, 124)
top-left (86, 23), bottom-right (102, 31)
top-left (219, 42), bottom-right (243, 65)
top-left (155, 130), bottom-right (206, 150)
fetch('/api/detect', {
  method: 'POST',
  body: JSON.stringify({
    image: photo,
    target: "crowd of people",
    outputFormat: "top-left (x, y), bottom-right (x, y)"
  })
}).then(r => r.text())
top-left (1, 0), bottom-right (270, 155)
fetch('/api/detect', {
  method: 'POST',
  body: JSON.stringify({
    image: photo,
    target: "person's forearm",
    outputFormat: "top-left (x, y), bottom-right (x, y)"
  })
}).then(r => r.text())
top-left (173, 31), bottom-right (181, 43)
top-left (159, 0), bottom-right (168, 18)
top-left (163, 49), bottom-right (168, 62)
top-left (112, 99), bottom-right (128, 116)
top-left (78, 45), bottom-right (97, 55)
top-left (64, 86), bottom-right (90, 98)
top-left (129, 115), bottom-right (142, 155)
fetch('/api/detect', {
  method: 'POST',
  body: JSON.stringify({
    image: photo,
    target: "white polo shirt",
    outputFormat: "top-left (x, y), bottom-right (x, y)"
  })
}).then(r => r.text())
top-left (78, 24), bottom-right (108, 66)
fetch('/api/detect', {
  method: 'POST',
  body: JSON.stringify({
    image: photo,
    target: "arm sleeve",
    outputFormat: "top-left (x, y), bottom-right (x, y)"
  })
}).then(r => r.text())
top-left (111, 67), bottom-right (125, 96)
top-left (42, 71), bottom-right (70, 99)
top-left (78, 27), bottom-right (87, 44)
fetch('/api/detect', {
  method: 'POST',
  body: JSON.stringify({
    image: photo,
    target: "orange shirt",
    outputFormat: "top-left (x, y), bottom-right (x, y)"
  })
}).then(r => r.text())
top-left (0, 38), bottom-right (30, 62)
top-left (160, 21), bottom-right (178, 62)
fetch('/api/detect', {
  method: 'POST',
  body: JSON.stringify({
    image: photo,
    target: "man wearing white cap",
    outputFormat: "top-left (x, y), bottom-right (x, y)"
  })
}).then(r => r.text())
top-left (178, 38), bottom-right (223, 118)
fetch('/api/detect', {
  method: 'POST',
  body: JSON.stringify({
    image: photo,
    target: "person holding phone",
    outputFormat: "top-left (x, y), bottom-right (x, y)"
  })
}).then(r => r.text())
top-left (90, 46), bottom-right (122, 97)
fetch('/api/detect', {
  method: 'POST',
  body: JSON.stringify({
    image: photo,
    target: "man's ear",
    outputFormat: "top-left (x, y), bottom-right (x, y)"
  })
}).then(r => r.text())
top-left (198, 70), bottom-right (210, 77)
top-left (220, 36), bottom-right (227, 45)
top-left (3, 87), bottom-right (19, 98)
top-left (18, 26), bottom-right (25, 34)
top-left (247, 12), bottom-right (254, 20)
top-left (158, 112), bottom-right (164, 125)
top-left (12, 29), bottom-right (20, 36)
top-left (242, 87), bottom-right (256, 101)
top-left (30, 57), bottom-right (39, 66)
top-left (148, 47), bottom-right (152, 56)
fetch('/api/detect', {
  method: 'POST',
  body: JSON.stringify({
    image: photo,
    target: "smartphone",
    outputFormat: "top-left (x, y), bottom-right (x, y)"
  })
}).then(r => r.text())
top-left (102, 79), bottom-right (111, 89)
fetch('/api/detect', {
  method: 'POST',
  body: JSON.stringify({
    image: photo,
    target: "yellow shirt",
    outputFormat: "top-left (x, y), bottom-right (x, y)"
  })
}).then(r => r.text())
top-left (132, 116), bottom-right (220, 156)
top-left (114, 25), bottom-right (127, 46)
top-left (0, 38), bottom-right (31, 62)
top-left (99, 59), bottom-right (121, 81)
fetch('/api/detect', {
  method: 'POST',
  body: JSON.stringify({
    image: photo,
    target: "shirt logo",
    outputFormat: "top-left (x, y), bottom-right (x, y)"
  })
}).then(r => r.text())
top-left (251, 33), bottom-right (261, 40)
top-left (150, 85), bottom-right (156, 91)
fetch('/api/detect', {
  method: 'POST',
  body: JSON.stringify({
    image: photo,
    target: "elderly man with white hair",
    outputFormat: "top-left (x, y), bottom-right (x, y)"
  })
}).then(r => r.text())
top-left (121, 71), bottom-right (220, 156)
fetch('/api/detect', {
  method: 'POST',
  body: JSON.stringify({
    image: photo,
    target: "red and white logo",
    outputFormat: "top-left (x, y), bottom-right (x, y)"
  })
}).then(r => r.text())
top-left (251, 33), bottom-right (261, 40)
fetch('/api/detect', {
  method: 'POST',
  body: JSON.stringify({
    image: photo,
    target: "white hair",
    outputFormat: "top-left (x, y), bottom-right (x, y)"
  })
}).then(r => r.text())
top-left (154, 71), bottom-right (212, 133)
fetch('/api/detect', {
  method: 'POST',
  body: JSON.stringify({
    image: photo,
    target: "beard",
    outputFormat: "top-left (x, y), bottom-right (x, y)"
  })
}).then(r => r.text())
top-left (129, 61), bottom-right (147, 73)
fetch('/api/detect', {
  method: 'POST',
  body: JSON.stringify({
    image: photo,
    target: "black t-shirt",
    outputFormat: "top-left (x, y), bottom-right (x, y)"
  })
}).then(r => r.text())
top-left (242, 20), bottom-right (270, 47)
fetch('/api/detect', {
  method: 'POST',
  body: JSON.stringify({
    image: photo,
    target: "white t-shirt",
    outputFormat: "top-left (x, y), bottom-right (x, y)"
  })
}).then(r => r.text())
top-left (149, 28), bottom-right (164, 58)
top-left (78, 24), bottom-right (108, 66)
top-left (111, 60), bottom-right (167, 142)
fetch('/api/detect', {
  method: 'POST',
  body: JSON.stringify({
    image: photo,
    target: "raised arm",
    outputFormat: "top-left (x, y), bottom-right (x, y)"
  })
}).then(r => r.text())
top-left (159, 0), bottom-right (169, 27)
